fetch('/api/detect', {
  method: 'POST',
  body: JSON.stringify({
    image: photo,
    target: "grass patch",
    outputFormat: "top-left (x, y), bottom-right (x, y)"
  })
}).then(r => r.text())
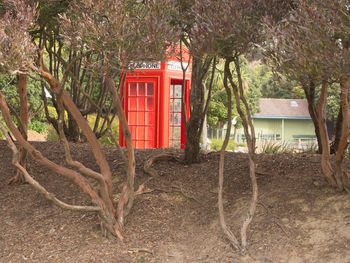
top-left (260, 140), bottom-right (294, 154)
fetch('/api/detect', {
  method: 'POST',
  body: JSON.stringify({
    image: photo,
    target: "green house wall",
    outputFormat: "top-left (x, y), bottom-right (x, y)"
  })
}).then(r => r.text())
top-left (237, 118), bottom-right (315, 142)
top-left (283, 119), bottom-right (315, 141)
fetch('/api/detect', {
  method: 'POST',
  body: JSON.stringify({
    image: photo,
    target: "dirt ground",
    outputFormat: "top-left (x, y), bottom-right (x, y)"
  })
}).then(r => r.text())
top-left (0, 140), bottom-right (349, 263)
top-left (27, 130), bottom-right (47, 142)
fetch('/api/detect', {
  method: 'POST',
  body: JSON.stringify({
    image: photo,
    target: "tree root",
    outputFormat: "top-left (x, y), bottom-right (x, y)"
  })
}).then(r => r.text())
top-left (143, 152), bottom-right (182, 179)
top-left (127, 247), bottom-right (154, 255)
top-left (8, 172), bottom-right (26, 185)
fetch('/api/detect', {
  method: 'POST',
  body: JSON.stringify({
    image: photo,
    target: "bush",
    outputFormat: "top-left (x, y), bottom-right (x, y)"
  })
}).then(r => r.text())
top-left (210, 138), bottom-right (246, 151)
top-left (260, 140), bottom-right (294, 154)
top-left (300, 141), bottom-right (318, 153)
top-left (0, 120), bottom-right (6, 139)
top-left (28, 119), bottom-right (48, 134)
top-left (46, 125), bottom-right (60, 142)
top-left (45, 115), bottom-right (120, 145)
top-left (87, 114), bottom-right (119, 146)
top-left (98, 121), bottom-right (119, 146)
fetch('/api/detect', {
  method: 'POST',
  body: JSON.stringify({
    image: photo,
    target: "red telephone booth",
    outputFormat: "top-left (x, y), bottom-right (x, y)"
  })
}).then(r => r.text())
top-left (119, 48), bottom-right (191, 149)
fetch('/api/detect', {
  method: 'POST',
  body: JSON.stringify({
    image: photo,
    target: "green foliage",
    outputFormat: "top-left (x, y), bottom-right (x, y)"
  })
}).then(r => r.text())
top-left (98, 124), bottom-right (119, 146)
top-left (37, 105), bottom-right (67, 121)
top-left (0, 119), bottom-right (7, 139)
top-left (292, 86), bottom-right (306, 99)
top-left (260, 140), bottom-right (293, 154)
top-left (46, 114), bottom-right (120, 145)
top-left (207, 58), bottom-right (261, 129)
top-left (244, 62), bottom-right (300, 99)
top-left (90, 115), bottom-right (120, 146)
top-left (28, 119), bottom-right (48, 134)
top-left (0, 75), bottom-right (43, 118)
top-left (210, 138), bottom-right (246, 151)
top-left (0, 0), bottom-right (37, 74)
top-left (324, 83), bottom-right (340, 120)
top-left (46, 125), bottom-right (59, 142)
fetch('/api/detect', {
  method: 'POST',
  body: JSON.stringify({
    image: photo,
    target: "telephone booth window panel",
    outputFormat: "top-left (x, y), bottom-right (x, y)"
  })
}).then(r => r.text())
top-left (169, 84), bottom-right (182, 148)
top-left (127, 81), bottom-right (156, 149)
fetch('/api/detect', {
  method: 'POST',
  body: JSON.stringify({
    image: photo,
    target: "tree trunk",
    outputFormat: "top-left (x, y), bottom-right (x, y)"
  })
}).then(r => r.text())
top-left (0, 89), bottom-right (117, 234)
top-left (184, 56), bottom-right (214, 163)
top-left (335, 78), bottom-right (350, 190)
top-left (233, 57), bottom-right (258, 251)
top-left (316, 81), bottom-right (337, 187)
top-left (184, 57), bottom-right (205, 163)
top-left (33, 66), bottom-right (120, 237)
top-left (217, 57), bottom-right (258, 253)
top-left (331, 109), bottom-right (343, 154)
top-left (9, 74), bottom-right (28, 185)
top-left (202, 115), bottom-right (208, 149)
top-left (218, 60), bottom-right (240, 251)
top-left (303, 82), bottom-right (322, 154)
top-left (105, 75), bottom-right (136, 233)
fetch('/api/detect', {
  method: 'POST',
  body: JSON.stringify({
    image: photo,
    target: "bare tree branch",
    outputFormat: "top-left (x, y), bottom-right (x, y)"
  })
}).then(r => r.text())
top-left (0, 117), bottom-right (101, 213)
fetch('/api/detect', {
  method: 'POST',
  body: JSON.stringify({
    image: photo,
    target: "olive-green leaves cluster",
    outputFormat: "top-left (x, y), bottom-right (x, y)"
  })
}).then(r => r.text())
top-left (0, 0), bottom-right (37, 74)
top-left (61, 0), bottom-right (180, 75)
top-left (263, 0), bottom-right (350, 84)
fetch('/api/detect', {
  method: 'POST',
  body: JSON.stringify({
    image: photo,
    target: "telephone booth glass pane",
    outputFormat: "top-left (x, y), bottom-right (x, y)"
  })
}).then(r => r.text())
top-left (174, 100), bottom-right (181, 112)
top-left (129, 83), bottom-right (137, 96)
top-left (146, 98), bottom-right (154, 111)
top-left (147, 83), bottom-right (154, 96)
top-left (169, 84), bottom-right (182, 148)
top-left (138, 83), bottom-right (145, 96)
top-left (174, 85), bottom-right (182, 98)
top-left (137, 97), bottom-right (145, 110)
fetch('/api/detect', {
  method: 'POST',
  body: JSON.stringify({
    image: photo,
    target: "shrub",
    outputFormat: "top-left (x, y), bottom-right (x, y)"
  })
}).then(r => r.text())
top-left (260, 140), bottom-right (294, 154)
top-left (98, 121), bottom-right (119, 146)
top-left (300, 141), bottom-right (318, 154)
top-left (87, 114), bottom-right (119, 146)
top-left (210, 138), bottom-right (246, 151)
top-left (45, 115), bottom-right (120, 145)
top-left (28, 119), bottom-right (48, 134)
top-left (46, 125), bottom-right (60, 142)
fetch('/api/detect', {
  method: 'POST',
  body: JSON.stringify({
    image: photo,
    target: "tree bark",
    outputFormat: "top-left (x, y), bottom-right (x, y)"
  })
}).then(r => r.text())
top-left (316, 81), bottom-right (337, 187)
top-left (9, 74), bottom-right (28, 184)
top-left (233, 57), bottom-right (258, 251)
top-left (218, 60), bottom-right (240, 251)
top-left (0, 120), bottom-right (102, 213)
top-left (335, 78), bottom-right (350, 190)
top-left (303, 81), bottom-right (322, 154)
top-left (184, 57), bottom-right (205, 163)
top-left (331, 108), bottom-right (343, 154)
top-left (184, 56), bottom-right (213, 163)
top-left (217, 57), bottom-right (258, 253)
top-left (31, 66), bottom-right (121, 238)
top-left (105, 75), bottom-right (136, 232)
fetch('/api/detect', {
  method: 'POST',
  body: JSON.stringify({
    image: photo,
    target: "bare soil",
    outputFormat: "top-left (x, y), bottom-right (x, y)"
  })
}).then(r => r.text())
top-left (0, 140), bottom-right (349, 263)
top-left (27, 130), bottom-right (47, 142)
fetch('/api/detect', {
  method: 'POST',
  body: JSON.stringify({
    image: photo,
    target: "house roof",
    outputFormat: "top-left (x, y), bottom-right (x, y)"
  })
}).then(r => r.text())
top-left (253, 98), bottom-right (311, 120)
